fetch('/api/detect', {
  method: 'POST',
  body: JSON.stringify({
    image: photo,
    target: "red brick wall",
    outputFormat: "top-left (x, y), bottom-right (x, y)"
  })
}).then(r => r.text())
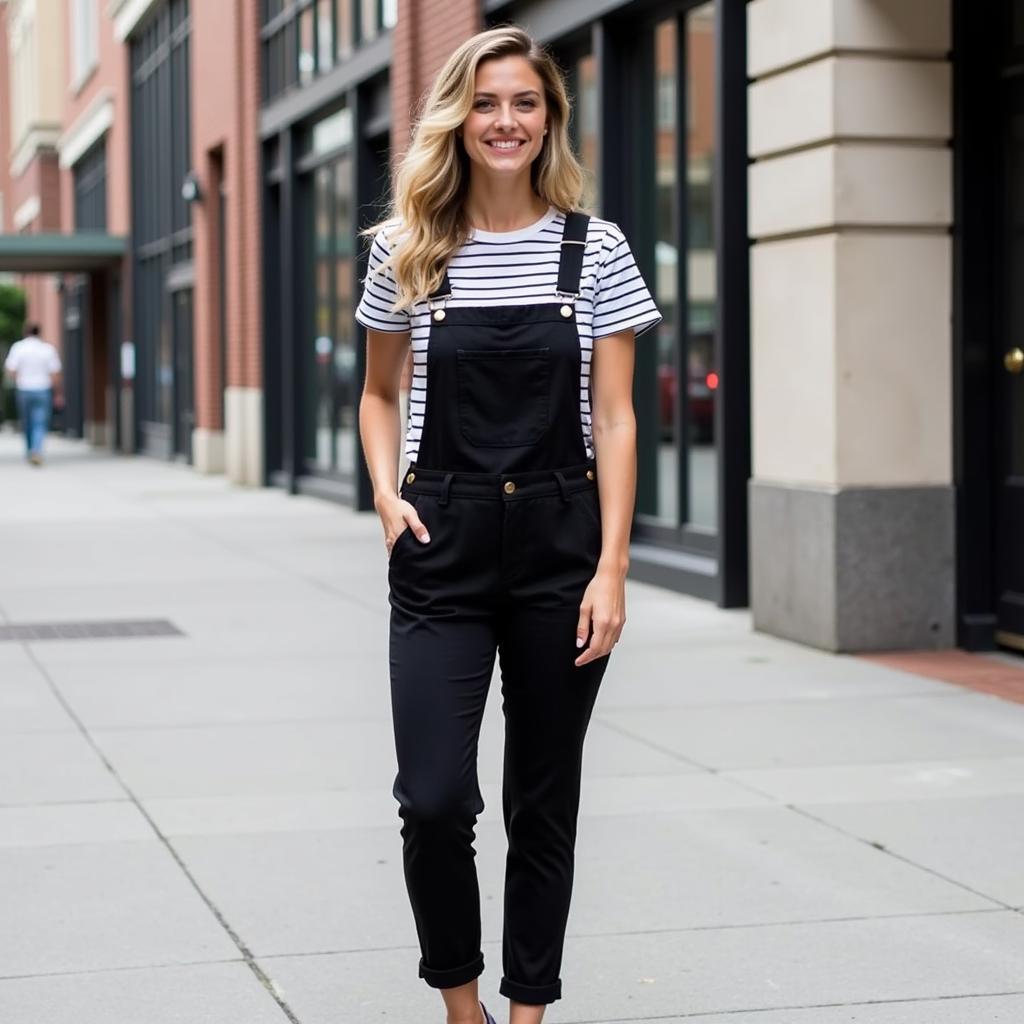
top-left (237, 0), bottom-right (262, 393)
top-left (60, 3), bottom-right (131, 237)
top-left (55, 4), bottom-right (132, 427)
top-left (389, 0), bottom-right (479, 389)
top-left (190, 0), bottom-right (262, 432)
top-left (390, 0), bottom-right (481, 161)
top-left (0, 6), bottom-right (10, 235)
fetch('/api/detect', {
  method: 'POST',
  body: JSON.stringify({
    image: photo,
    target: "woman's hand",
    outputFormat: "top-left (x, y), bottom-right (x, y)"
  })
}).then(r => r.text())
top-left (574, 565), bottom-right (626, 667)
top-left (376, 492), bottom-right (430, 558)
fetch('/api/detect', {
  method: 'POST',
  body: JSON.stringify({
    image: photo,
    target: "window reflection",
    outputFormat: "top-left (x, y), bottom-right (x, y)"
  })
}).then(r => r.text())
top-left (360, 0), bottom-right (378, 43)
top-left (298, 4), bottom-right (315, 85)
top-left (653, 17), bottom-right (679, 525)
top-left (335, 0), bottom-right (352, 60)
top-left (685, 2), bottom-right (717, 531)
top-left (312, 165), bottom-right (334, 470)
top-left (648, 7), bottom-right (718, 531)
top-left (306, 141), bottom-right (355, 477)
top-left (317, 0), bottom-right (333, 73)
top-left (333, 159), bottom-right (356, 476)
top-left (571, 53), bottom-right (599, 212)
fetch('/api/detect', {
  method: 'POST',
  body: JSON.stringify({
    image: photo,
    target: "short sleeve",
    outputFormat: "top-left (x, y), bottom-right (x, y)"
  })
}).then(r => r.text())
top-left (354, 227), bottom-right (412, 333)
top-left (3, 343), bottom-right (19, 371)
top-left (47, 346), bottom-right (62, 373)
top-left (591, 224), bottom-right (662, 341)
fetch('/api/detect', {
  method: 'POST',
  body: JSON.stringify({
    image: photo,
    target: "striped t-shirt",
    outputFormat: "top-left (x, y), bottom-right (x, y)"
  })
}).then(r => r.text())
top-left (354, 204), bottom-right (662, 463)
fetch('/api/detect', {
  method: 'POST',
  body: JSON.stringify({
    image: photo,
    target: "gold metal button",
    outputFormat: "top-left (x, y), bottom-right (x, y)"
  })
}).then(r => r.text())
top-left (585, 469), bottom-right (594, 480)
top-left (560, 304), bottom-right (573, 318)
top-left (406, 472), bottom-right (415, 484)
top-left (433, 308), bottom-right (446, 322)
top-left (503, 481), bottom-right (516, 494)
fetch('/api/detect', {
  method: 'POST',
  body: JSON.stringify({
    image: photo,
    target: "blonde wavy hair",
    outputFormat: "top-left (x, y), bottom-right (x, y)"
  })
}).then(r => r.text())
top-left (361, 25), bottom-right (586, 312)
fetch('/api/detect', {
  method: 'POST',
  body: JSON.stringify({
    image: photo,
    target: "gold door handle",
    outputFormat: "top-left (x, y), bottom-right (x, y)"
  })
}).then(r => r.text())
top-left (1006, 348), bottom-right (1024, 374)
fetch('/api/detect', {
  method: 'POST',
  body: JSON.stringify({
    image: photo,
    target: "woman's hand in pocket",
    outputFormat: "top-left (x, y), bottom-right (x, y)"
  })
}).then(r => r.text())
top-left (376, 492), bottom-right (430, 558)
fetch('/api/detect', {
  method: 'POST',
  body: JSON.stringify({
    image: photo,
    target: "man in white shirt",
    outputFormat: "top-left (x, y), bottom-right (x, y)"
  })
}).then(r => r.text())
top-left (3, 324), bottom-right (63, 466)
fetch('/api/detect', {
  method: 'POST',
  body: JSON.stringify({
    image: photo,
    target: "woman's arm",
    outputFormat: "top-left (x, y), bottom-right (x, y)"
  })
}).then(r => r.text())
top-left (574, 328), bottom-right (636, 666)
top-left (359, 329), bottom-right (430, 549)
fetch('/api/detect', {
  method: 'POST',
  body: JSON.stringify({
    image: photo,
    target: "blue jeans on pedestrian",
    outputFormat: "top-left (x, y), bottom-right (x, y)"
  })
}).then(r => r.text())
top-left (16, 388), bottom-right (52, 456)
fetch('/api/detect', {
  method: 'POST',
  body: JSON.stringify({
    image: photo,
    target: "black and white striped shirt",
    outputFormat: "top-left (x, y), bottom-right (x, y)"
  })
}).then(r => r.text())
top-left (354, 205), bottom-right (662, 464)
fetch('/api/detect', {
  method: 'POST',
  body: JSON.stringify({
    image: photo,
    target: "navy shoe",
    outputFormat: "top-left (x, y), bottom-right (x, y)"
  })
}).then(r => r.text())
top-left (481, 1002), bottom-right (497, 1024)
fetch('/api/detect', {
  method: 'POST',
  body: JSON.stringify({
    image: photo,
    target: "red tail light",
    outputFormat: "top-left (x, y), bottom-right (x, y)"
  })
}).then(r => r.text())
top-left (706, 371), bottom-right (719, 390)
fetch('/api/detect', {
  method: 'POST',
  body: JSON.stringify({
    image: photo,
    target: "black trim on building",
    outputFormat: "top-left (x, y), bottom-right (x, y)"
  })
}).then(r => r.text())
top-left (953, 1), bottom-right (999, 650)
top-left (129, 0), bottom-right (194, 461)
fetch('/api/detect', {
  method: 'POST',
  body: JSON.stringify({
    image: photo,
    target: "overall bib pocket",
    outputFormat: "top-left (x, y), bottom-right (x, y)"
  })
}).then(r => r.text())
top-left (456, 347), bottom-right (550, 447)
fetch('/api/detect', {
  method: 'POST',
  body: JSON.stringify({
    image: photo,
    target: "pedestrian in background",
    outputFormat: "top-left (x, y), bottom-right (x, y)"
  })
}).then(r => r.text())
top-left (357, 25), bottom-right (660, 1024)
top-left (3, 324), bottom-right (62, 466)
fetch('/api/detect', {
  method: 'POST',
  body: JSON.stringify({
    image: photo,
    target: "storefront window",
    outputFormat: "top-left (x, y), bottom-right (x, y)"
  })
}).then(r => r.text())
top-left (312, 165), bottom-right (335, 470)
top-left (638, 6), bottom-right (718, 532)
top-left (333, 159), bottom-right (356, 476)
top-left (653, 16), bottom-right (680, 525)
top-left (685, 2), bottom-right (717, 531)
top-left (304, 120), bottom-right (355, 479)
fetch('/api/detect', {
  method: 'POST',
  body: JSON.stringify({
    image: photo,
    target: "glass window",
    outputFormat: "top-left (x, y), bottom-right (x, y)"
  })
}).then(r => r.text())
top-left (69, 0), bottom-right (99, 87)
top-left (304, 147), bottom-right (356, 478)
top-left (333, 158), bottom-right (355, 475)
top-left (640, 8), bottom-right (718, 531)
top-left (382, 0), bottom-right (397, 29)
top-left (651, 16), bottom-right (680, 526)
top-left (311, 106), bottom-right (353, 155)
top-left (685, 2), bottom-right (717, 531)
top-left (335, 0), bottom-right (353, 60)
top-left (311, 165), bottom-right (335, 471)
top-left (317, 0), bottom-right (334, 73)
top-left (359, 0), bottom-right (378, 43)
top-left (570, 53), bottom-right (599, 213)
top-left (298, 4), bottom-right (315, 85)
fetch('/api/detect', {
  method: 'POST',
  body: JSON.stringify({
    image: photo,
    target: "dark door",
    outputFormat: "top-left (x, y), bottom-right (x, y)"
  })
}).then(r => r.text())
top-left (172, 287), bottom-right (194, 461)
top-left (61, 279), bottom-right (87, 438)
top-left (996, 14), bottom-right (1024, 649)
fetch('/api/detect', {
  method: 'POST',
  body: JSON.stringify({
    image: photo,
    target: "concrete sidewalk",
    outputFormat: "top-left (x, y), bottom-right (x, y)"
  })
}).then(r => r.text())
top-left (1, 432), bottom-right (1023, 1024)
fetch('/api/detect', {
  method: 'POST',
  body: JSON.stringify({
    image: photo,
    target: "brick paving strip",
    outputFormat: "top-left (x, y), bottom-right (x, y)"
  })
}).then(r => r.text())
top-left (858, 650), bottom-right (1024, 706)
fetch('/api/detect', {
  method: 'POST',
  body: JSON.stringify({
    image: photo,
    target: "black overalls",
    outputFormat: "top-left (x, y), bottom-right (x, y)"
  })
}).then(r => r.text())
top-left (387, 211), bottom-right (609, 1006)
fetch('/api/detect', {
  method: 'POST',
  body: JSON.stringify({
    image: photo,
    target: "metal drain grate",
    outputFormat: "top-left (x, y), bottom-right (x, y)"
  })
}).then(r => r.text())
top-left (0, 619), bottom-right (184, 642)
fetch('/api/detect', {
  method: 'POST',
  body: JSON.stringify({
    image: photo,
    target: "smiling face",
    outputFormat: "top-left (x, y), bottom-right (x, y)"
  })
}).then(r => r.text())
top-left (460, 55), bottom-right (549, 177)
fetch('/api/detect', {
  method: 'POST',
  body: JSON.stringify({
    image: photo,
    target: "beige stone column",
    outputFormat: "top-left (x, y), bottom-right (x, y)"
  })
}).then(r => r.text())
top-left (746, 0), bottom-right (954, 651)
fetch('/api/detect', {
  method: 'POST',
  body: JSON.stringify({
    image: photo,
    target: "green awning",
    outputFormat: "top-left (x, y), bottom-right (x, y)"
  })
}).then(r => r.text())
top-left (0, 233), bottom-right (127, 273)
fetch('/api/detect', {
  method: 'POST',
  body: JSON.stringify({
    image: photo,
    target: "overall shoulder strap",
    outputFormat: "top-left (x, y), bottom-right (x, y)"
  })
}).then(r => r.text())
top-left (556, 211), bottom-right (591, 297)
top-left (428, 265), bottom-right (452, 303)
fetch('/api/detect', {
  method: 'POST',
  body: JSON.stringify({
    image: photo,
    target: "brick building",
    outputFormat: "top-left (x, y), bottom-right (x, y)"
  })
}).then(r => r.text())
top-left (1, 0), bottom-right (1022, 657)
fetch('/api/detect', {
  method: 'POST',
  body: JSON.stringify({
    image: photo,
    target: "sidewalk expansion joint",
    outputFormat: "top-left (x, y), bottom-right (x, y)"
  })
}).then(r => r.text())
top-left (0, 619), bottom-right (184, 642)
top-left (18, 643), bottom-right (307, 1024)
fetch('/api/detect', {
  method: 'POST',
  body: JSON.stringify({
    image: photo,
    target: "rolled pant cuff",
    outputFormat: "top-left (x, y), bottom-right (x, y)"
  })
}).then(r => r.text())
top-left (499, 976), bottom-right (562, 1005)
top-left (419, 952), bottom-right (484, 990)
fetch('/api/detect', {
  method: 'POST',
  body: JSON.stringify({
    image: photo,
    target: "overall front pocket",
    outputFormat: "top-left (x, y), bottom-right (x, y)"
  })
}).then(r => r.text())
top-left (456, 347), bottom-right (551, 447)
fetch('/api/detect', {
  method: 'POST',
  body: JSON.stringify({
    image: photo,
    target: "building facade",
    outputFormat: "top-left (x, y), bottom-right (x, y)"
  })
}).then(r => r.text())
top-left (1, 0), bottom-right (1021, 657)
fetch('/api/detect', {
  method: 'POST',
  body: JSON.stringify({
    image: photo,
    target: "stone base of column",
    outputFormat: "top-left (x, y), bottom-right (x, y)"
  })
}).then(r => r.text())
top-left (192, 428), bottom-right (225, 475)
top-left (225, 386), bottom-right (263, 486)
top-left (749, 480), bottom-right (955, 652)
top-left (84, 420), bottom-right (109, 447)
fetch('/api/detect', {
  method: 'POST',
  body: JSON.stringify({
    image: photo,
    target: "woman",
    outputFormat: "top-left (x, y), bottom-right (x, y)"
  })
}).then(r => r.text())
top-left (356, 25), bottom-right (660, 1024)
